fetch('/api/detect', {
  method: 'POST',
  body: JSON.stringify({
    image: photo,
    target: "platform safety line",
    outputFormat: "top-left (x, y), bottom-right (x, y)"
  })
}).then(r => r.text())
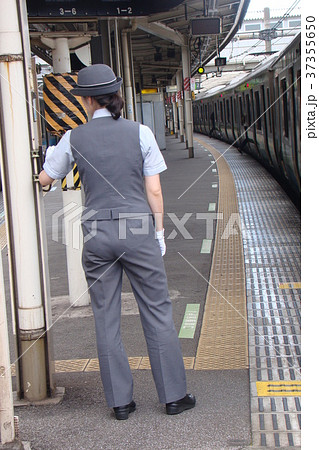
top-left (192, 139), bottom-right (301, 377)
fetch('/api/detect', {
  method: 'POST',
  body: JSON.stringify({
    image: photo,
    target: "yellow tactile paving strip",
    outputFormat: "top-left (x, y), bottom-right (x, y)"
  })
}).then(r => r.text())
top-left (194, 138), bottom-right (249, 370)
top-left (256, 381), bottom-right (301, 397)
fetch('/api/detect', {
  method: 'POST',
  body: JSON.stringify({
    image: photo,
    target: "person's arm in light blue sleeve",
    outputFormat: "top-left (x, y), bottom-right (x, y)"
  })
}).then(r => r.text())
top-left (140, 125), bottom-right (167, 255)
top-left (39, 130), bottom-right (74, 186)
top-left (140, 125), bottom-right (167, 176)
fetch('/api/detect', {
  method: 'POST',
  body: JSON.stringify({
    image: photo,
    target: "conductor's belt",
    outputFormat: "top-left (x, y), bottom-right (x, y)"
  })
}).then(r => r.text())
top-left (82, 208), bottom-right (151, 221)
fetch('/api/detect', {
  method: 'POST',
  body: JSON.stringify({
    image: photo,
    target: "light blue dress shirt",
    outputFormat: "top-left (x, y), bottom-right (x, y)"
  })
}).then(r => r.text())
top-left (43, 108), bottom-right (167, 180)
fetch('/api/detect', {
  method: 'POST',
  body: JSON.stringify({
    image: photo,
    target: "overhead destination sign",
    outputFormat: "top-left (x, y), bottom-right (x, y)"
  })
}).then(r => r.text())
top-left (27, 0), bottom-right (185, 17)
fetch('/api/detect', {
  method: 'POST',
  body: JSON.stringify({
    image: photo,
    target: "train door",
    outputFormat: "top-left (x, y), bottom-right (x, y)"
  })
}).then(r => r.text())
top-left (260, 84), bottom-right (274, 167)
top-left (288, 66), bottom-right (301, 191)
top-left (224, 97), bottom-right (232, 144)
top-left (294, 68), bottom-right (301, 187)
top-left (230, 96), bottom-right (237, 144)
top-left (208, 101), bottom-right (215, 137)
top-left (218, 98), bottom-right (226, 140)
top-left (273, 75), bottom-right (289, 179)
top-left (200, 103), bottom-right (204, 133)
top-left (266, 72), bottom-right (280, 172)
top-left (205, 101), bottom-right (210, 135)
top-left (220, 98), bottom-right (227, 140)
top-left (253, 87), bottom-right (264, 161)
top-left (279, 75), bottom-right (290, 179)
top-left (238, 94), bottom-right (246, 147)
top-left (245, 91), bottom-right (257, 156)
top-left (193, 104), bottom-right (199, 132)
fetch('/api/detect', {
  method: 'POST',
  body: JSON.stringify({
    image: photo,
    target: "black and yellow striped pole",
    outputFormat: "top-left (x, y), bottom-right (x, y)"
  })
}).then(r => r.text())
top-left (43, 73), bottom-right (87, 191)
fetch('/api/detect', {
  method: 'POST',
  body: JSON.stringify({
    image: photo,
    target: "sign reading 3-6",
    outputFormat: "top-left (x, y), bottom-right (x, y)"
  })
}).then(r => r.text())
top-left (59, 8), bottom-right (77, 16)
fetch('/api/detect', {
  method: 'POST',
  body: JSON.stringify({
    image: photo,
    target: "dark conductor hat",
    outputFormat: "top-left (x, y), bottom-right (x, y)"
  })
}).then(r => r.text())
top-left (70, 64), bottom-right (122, 97)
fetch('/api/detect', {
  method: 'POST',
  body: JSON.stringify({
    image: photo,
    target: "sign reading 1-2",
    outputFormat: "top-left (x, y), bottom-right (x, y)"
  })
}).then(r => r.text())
top-left (27, 1), bottom-right (185, 17)
top-left (116, 6), bottom-right (133, 15)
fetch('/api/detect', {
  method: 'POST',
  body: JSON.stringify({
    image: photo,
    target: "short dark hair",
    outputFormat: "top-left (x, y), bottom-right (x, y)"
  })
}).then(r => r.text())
top-left (93, 92), bottom-right (124, 120)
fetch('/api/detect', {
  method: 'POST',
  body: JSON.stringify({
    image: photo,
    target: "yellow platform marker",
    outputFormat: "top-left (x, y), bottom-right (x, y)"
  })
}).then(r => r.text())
top-left (279, 282), bottom-right (301, 290)
top-left (256, 381), bottom-right (301, 397)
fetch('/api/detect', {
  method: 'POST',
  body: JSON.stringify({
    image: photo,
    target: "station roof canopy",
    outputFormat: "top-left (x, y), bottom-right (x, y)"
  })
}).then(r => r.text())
top-left (28, 0), bottom-right (250, 88)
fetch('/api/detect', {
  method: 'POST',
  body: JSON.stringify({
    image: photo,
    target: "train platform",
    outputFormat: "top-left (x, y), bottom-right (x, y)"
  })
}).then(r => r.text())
top-left (1, 133), bottom-right (301, 449)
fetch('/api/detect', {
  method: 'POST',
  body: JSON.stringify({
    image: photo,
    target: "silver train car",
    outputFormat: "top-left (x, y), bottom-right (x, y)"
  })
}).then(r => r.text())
top-left (193, 33), bottom-right (301, 207)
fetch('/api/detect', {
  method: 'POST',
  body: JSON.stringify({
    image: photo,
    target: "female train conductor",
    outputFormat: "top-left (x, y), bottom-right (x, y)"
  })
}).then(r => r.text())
top-left (39, 64), bottom-right (195, 420)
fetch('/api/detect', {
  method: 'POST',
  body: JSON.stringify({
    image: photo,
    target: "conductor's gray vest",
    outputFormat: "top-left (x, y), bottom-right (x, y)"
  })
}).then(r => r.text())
top-left (70, 116), bottom-right (152, 219)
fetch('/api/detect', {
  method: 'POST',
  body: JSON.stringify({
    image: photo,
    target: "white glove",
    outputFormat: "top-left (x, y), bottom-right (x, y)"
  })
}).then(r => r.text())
top-left (156, 229), bottom-right (166, 256)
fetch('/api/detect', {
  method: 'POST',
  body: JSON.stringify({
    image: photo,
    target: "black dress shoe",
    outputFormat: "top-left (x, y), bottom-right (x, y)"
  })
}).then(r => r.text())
top-left (113, 400), bottom-right (136, 420)
top-left (166, 394), bottom-right (196, 415)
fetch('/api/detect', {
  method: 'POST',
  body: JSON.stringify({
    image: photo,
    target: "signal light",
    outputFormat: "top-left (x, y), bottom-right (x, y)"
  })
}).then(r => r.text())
top-left (198, 66), bottom-right (205, 74)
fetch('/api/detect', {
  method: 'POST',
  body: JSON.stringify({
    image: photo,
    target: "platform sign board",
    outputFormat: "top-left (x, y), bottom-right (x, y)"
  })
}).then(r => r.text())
top-left (166, 85), bottom-right (177, 93)
top-left (27, 0), bottom-right (185, 17)
top-left (191, 18), bottom-right (221, 36)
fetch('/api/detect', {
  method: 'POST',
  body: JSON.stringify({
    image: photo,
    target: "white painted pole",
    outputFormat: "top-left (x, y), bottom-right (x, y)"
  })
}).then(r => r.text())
top-left (0, 0), bottom-right (50, 401)
top-left (121, 31), bottom-right (135, 121)
top-left (182, 45), bottom-right (194, 158)
top-left (51, 39), bottom-right (90, 307)
top-left (172, 84), bottom-right (178, 138)
top-left (176, 70), bottom-right (185, 142)
top-left (264, 8), bottom-right (272, 54)
top-left (0, 235), bottom-right (15, 444)
top-left (52, 38), bottom-right (71, 73)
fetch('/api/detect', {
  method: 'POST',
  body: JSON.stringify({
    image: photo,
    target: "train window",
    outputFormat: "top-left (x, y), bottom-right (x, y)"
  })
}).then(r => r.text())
top-left (246, 94), bottom-right (251, 125)
top-left (281, 78), bottom-right (289, 138)
top-left (267, 88), bottom-right (272, 134)
top-left (204, 104), bottom-right (207, 121)
top-left (214, 103), bottom-right (218, 122)
top-left (254, 90), bottom-right (262, 130)
top-left (226, 99), bottom-right (230, 123)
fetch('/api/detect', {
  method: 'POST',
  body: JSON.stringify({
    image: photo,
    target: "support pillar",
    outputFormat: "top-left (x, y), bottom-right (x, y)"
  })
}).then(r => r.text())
top-left (0, 0), bottom-right (53, 401)
top-left (121, 30), bottom-right (135, 121)
top-left (52, 38), bottom-right (71, 72)
top-left (182, 45), bottom-right (194, 158)
top-left (176, 70), bottom-right (185, 142)
top-left (172, 80), bottom-right (178, 138)
top-left (0, 238), bottom-right (15, 443)
top-left (41, 36), bottom-right (90, 307)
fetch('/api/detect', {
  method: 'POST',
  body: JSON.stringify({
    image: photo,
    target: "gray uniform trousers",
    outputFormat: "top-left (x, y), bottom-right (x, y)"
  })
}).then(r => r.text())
top-left (82, 215), bottom-right (187, 408)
